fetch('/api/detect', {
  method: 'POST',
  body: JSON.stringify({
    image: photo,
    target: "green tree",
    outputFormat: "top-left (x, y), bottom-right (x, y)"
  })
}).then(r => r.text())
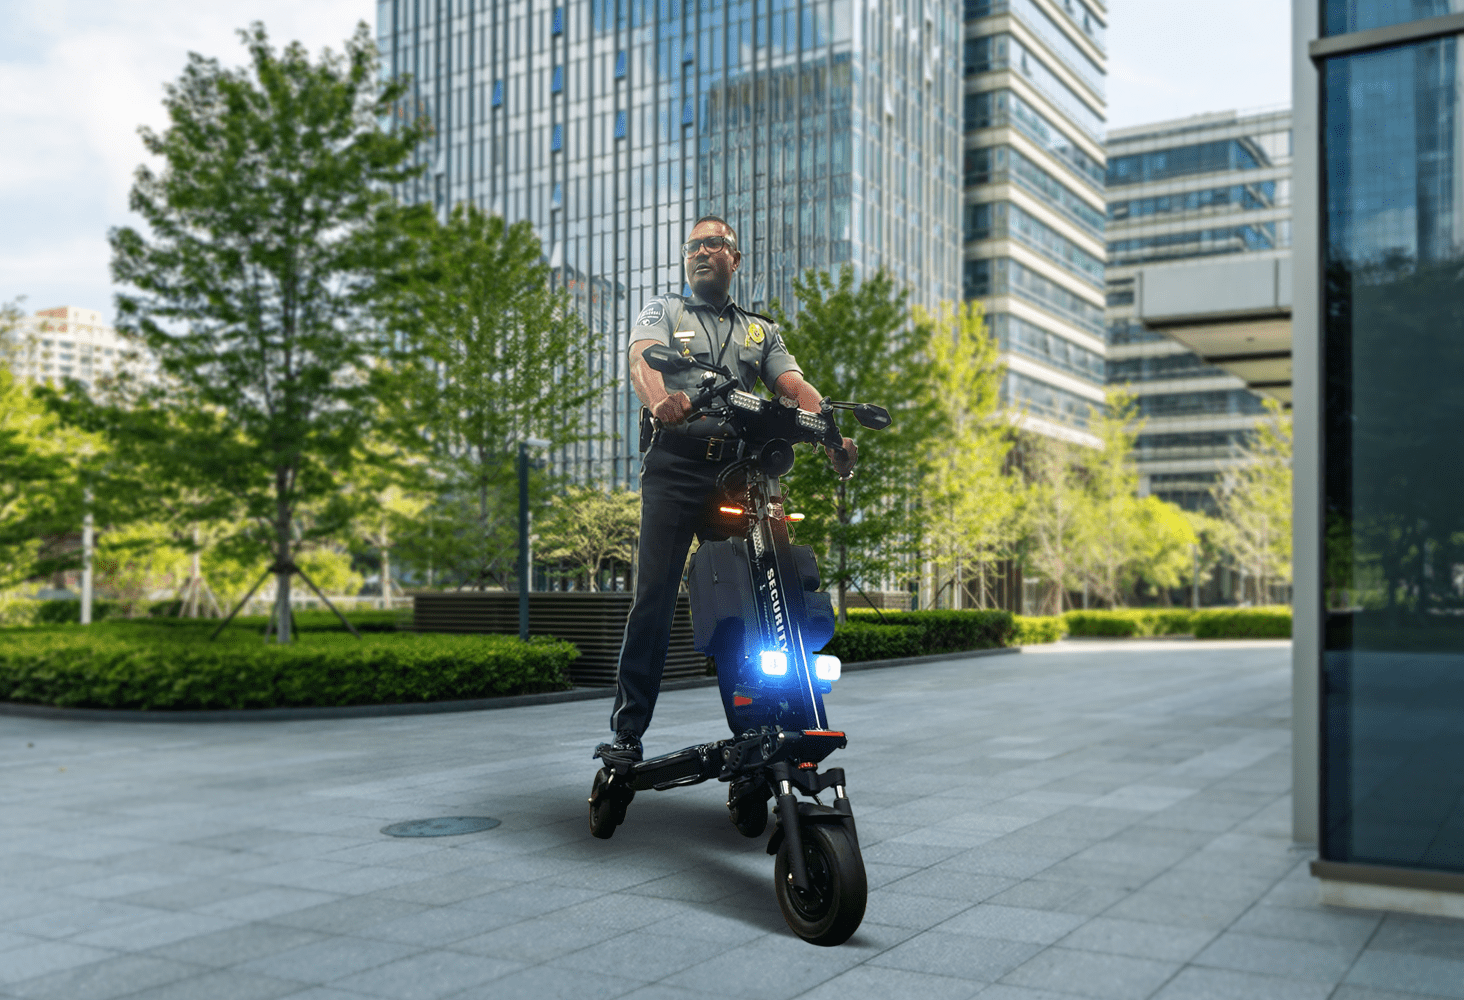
top-left (1126, 495), bottom-right (1201, 601)
top-left (1075, 388), bottom-right (1142, 606)
top-left (1212, 398), bottom-right (1292, 603)
top-left (914, 300), bottom-right (1016, 609)
top-left (384, 206), bottom-right (603, 590)
top-left (775, 266), bottom-right (938, 620)
top-left (536, 485), bottom-right (640, 591)
top-left (104, 22), bottom-right (428, 642)
top-left (1020, 431), bottom-right (1085, 614)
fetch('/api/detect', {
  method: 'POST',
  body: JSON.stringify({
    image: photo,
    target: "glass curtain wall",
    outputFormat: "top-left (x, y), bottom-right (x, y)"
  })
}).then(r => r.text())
top-left (1321, 30), bottom-right (1464, 875)
top-left (378, 0), bottom-right (962, 489)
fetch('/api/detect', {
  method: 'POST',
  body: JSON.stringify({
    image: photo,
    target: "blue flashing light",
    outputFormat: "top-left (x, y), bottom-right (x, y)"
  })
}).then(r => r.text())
top-left (759, 650), bottom-right (788, 676)
top-left (814, 655), bottom-right (842, 682)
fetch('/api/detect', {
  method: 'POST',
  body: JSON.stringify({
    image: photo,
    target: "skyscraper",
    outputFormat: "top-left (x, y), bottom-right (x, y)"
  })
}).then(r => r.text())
top-left (375, 0), bottom-right (964, 487)
top-left (1104, 108), bottom-right (1292, 514)
top-left (961, 0), bottom-right (1108, 443)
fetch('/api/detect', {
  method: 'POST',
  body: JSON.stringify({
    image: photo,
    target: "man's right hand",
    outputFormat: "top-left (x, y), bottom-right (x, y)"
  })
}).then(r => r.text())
top-left (652, 391), bottom-right (692, 425)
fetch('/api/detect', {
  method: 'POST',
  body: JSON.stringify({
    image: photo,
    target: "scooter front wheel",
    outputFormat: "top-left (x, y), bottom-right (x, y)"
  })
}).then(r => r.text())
top-left (774, 822), bottom-right (867, 946)
top-left (588, 767), bottom-right (633, 840)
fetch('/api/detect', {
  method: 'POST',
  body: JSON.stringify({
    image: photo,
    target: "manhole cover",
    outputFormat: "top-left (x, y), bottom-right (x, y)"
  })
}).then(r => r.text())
top-left (381, 817), bottom-right (502, 838)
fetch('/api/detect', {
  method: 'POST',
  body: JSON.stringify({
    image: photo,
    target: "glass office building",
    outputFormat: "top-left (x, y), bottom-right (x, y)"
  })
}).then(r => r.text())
top-left (1304, 2), bottom-right (1464, 884)
top-left (375, 0), bottom-right (963, 487)
top-left (962, 0), bottom-right (1108, 440)
top-left (1104, 108), bottom-right (1291, 514)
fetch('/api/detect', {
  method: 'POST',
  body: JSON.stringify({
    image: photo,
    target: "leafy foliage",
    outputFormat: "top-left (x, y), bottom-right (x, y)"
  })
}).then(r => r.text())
top-left (383, 206), bottom-right (604, 590)
top-left (0, 622), bottom-right (575, 710)
top-left (774, 266), bottom-right (938, 619)
top-left (535, 485), bottom-right (640, 591)
top-left (100, 22), bottom-right (429, 640)
top-left (1211, 398), bottom-right (1292, 599)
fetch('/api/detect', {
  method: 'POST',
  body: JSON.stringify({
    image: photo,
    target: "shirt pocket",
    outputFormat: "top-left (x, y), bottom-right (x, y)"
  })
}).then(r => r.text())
top-left (734, 338), bottom-right (764, 390)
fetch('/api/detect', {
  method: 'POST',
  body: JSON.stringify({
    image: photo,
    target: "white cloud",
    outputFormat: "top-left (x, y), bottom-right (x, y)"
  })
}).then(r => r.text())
top-left (1106, 0), bottom-right (1292, 129)
top-left (0, 1), bottom-right (372, 314)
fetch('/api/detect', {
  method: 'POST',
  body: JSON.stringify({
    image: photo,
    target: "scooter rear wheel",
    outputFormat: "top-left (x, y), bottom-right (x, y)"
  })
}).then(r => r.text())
top-left (588, 767), bottom-right (633, 840)
top-left (774, 823), bottom-right (867, 946)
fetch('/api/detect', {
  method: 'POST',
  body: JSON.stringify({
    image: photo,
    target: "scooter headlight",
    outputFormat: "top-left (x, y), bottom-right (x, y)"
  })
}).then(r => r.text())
top-left (758, 650), bottom-right (788, 676)
top-left (814, 654), bottom-right (842, 682)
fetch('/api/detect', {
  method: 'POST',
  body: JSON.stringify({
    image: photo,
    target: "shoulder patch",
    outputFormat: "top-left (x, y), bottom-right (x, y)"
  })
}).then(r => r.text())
top-left (636, 300), bottom-right (666, 327)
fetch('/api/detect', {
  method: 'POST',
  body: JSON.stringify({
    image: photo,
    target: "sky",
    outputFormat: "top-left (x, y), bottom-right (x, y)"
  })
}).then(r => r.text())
top-left (0, 0), bottom-right (1292, 317)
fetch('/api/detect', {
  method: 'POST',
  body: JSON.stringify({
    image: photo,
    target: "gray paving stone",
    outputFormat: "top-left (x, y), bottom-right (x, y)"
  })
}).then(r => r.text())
top-left (1149, 966), bottom-right (1334, 1000)
top-left (1344, 949), bottom-right (1464, 999)
top-left (1101, 888), bottom-right (1253, 930)
top-left (659, 932), bottom-right (864, 999)
top-left (114, 969), bottom-right (302, 1000)
top-left (984, 879), bottom-right (1129, 916)
top-left (882, 868), bottom-right (1017, 902)
top-left (328, 950), bottom-right (522, 998)
top-left (870, 930), bottom-right (1041, 982)
top-left (235, 936), bottom-right (419, 983)
top-left (269, 897), bottom-right (429, 935)
top-left (1056, 917), bottom-right (1216, 963)
top-left (8, 954), bottom-right (199, 1000)
top-left (446, 964), bottom-right (643, 1000)
top-left (72, 911), bottom-right (240, 952)
top-left (552, 931), bottom-right (733, 981)
top-left (1000, 947), bottom-right (1179, 1000)
top-left (0, 941), bottom-right (118, 985)
top-left (450, 916), bottom-right (628, 963)
top-left (1330, 987), bottom-right (1461, 1000)
top-left (938, 905), bottom-right (1087, 945)
top-left (1369, 913), bottom-right (1464, 961)
top-left (1190, 930), bottom-right (1358, 982)
top-left (146, 924), bottom-right (329, 968)
top-left (795, 964), bottom-right (982, 1000)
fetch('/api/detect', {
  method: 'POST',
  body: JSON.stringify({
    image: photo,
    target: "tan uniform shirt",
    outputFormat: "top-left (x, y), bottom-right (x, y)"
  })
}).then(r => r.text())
top-left (629, 292), bottom-right (802, 441)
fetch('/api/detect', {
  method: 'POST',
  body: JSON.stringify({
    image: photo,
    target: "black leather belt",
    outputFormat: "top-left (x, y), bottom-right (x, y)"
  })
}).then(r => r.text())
top-left (654, 433), bottom-right (740, 462)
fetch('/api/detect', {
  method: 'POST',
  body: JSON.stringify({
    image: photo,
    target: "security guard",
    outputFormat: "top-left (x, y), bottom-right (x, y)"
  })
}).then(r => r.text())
top-left (601, 215), bottom-right (856, 763)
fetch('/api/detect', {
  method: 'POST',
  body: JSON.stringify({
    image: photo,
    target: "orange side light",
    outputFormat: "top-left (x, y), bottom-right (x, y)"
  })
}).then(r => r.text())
top-left (798, 762), bottom-right (818, 769)
top-left (719, 505), bottom-right (745, 516)
top-left (802, 730), bottom-right (845, 738)
top-left (787, 513), bottom-right (805, 522)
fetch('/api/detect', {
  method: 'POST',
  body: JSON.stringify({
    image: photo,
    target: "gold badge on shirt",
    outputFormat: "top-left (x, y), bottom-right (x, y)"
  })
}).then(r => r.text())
top-left (746, 322), bottom-right (765, 346)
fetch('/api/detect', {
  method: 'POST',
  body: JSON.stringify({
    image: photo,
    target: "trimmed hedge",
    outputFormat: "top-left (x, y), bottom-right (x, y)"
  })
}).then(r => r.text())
top-left (823, 609), bottom-right (1015, 663)
top-left (1013, 616), bottom-right (1064, 644)
top-left (1062, 606), bottom-right (1292, 639)
top-left (1191, 606), bottom-right (1292, 639)
top-left (0, 622), bottom-right (575, 711)
top-left (35, 599), bottom-right (119, 624)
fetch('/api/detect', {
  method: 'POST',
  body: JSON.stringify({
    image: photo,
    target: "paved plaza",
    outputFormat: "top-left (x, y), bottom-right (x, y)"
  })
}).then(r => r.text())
top-left (3, 639), bottom-right (1463, 1000)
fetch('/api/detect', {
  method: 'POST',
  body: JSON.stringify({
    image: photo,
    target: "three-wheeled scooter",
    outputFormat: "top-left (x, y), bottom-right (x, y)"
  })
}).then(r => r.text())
top-left (587, 343), bottom-right (891, 946)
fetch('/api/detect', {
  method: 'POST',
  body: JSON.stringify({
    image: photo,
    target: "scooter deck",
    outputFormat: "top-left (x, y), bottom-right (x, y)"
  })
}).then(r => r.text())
top-left (596, 730), bottom-right (847, 791)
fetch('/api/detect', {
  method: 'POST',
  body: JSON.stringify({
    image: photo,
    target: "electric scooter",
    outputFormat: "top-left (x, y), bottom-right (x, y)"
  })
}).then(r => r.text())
top-left (588, 343), bottom-right (891, 947)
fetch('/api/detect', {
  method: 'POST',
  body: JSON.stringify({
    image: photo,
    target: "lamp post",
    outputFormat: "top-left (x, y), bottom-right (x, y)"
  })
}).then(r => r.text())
top-left (518, 437), bottom-right (550, 642)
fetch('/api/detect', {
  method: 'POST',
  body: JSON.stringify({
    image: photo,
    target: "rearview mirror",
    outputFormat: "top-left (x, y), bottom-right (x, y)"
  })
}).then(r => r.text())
top-left (641, 344), bottom-right (692, 374)
top-left (854, 404), bottom-right (892, 430)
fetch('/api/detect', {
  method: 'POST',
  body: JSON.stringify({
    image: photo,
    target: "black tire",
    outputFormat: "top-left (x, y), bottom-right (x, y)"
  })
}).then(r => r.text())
top-left (774, 822), bottom-right (867, 946)
top-left (728, 791), bottom-right (769, 838)
top-left (588, 768), bottom-right (633, 840)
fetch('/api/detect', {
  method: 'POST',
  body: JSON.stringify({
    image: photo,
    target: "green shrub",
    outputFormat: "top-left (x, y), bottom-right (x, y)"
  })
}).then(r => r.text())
top-left (35, 599), bottom-right (118, 624)
top-left (0, 622), bottom-right (575, 711)
top-left (822, 609), bottom-right (1015, 663)
top-left (1063, 609), bottom-right (1194, 637)
top-left (0, 599), bottom-right (42, 628)
top-left (822, 620), bottom-right (923, 662)
top-left (1013, 616), bottom-right (1064, 644)
top-left (1191, 606), bottom-right (1292, 639)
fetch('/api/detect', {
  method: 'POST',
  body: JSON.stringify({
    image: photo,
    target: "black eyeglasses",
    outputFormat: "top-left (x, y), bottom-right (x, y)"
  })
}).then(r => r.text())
top-left (681, 236), bottom-right (736, 258)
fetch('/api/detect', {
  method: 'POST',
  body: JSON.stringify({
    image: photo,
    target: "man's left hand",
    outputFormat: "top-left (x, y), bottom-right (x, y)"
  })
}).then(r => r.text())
top-left (827, 437), bottom-right (857, 479)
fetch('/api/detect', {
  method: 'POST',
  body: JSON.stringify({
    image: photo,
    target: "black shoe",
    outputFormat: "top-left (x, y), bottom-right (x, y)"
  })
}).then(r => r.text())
top-left (595, 729), bottom-right (643, 763)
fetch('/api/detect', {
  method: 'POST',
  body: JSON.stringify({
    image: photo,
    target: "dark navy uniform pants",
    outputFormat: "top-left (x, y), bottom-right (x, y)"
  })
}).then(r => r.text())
top-left (610, 444), bottom-right (737, 738)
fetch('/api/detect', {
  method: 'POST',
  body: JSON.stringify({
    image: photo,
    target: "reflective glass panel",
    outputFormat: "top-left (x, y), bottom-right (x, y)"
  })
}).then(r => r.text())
top-left (1324, 0), bottom-right (1464, 36)
top-left (1322, 36), bottom-right (1464, 874)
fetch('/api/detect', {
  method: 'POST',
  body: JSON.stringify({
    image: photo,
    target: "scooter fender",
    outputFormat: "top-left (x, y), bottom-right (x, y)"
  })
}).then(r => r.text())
top-left (766, 799), bottom-right (860, 855)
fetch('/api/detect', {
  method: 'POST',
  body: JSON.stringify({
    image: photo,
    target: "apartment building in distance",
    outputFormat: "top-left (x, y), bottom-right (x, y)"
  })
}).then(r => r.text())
top-left (1103, 107), bottom-right (1293, 513)
top-left (2, 306), bottom-right (127, 391)
top-left (375, 0), bottom-right (965, 487)
top-left (962, 0), bottom-right (1108, 445)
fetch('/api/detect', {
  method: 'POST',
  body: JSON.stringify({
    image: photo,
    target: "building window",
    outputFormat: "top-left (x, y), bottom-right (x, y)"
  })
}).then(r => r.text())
top-left (492, 80), bottom-right (503, 108)
top-left (552, 6), bottom-right (564, 35)
top-left (681, 100), bottom-right (693, 126)
top-left (614, 111), bottom-right (626, 139)
top-left (552, 124), bottom-right (563, 151)
top-left (552, 66), bottom-right (563, 94)
top-left (615, 50), bottom-right (626, 79)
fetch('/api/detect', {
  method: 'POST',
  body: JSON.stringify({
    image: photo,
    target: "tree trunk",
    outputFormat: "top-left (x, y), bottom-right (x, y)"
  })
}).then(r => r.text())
top-left (275, 493), bottom-right (292, 644)
top-left (381, 546), bottom-right (392, 610)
